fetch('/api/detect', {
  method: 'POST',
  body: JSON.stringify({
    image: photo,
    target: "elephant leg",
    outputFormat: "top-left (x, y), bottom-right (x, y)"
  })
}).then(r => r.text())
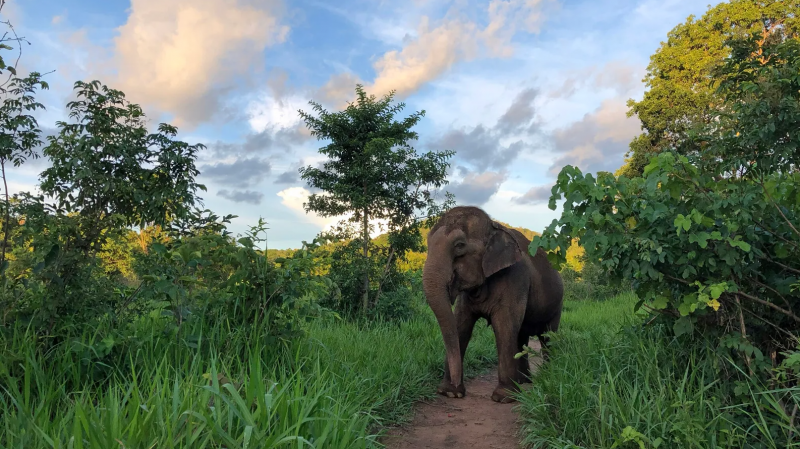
top-left (538, 309), bottom-right (562, 363)
top-left (490, 308), bottom-right (524, 403)
top-left (437, 298), bottom-right (477, 398)
top-left (516, 330), bottom-right (533, 383)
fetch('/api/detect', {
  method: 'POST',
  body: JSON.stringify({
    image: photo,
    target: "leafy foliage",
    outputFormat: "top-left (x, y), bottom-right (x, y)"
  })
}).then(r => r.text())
top-left (533, 34), bottom-right (800, 374)
top-left (0, 71), bottom-right (48, 272)
top-left (619, 0), bottom-right (800, 177)
top-left (560, 255), bottom-right (631, 302)
top-left (0, 79), bottom-right (336, 345)
top-left (132, 217), bottom-right (334, 346)
top-left (299, 84), bottom-right (454, 313)
top-left (517, 295), bottom-right (800, 448)
top-left (41, 80), bottom-right (206, 235)
top-left (0, 80), bottom-right (209, 332)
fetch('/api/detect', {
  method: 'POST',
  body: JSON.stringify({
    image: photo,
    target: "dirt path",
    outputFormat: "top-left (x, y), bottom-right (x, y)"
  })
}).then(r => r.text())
top-left (381, 340), bottom-right (542, 449)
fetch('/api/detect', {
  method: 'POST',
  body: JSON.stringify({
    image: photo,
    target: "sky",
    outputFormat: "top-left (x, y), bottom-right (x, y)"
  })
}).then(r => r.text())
top-left (3, 0), bottom-right (715, 249)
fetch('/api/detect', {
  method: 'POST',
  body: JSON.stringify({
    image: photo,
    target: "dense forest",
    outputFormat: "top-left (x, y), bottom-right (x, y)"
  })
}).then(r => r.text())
top-left (0, 0), bottom-right (799, 448)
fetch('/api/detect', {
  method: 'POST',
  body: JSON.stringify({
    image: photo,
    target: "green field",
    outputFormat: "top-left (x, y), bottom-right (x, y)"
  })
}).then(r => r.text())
top-left (2, 281), bottom-right (798, 448)
top-left (0, 298), bottom-right (498, 448)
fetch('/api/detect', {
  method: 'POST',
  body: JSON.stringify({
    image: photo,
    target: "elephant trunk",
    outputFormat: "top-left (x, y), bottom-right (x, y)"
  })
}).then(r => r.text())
top-left (422, 250), bottom-right (462, 388)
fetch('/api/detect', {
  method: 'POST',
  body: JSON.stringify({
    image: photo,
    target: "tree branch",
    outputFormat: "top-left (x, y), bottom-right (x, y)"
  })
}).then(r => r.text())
top-left (759, 255), bottom-right (800, 277)
top-left (732, 291), bottom-right (800, 323)
top-left (741, 306), bottom-right (797, 343)
top-left (734, 294), bottom-right (754, 375)
top-left (760, 177), bottom-right (800, 240)
top-left (746, 276), bottom-right (795, 315)
top-left (373, 245), bottom-right (396, 307)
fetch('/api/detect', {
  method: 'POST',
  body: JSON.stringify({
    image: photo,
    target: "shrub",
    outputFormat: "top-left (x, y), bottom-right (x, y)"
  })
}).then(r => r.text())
top-left (533, 35), bottom-right (800, 374)
top-left (561, 257), bottom-right (631, 302)
top-left (518, 296), bottom-right (800, 449)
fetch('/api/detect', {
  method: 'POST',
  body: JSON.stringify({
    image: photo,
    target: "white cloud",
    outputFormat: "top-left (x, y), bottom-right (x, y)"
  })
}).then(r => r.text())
top-left (367, 15), bottom-right (481, 98)
top-left (277, 187), bottom-right (389, 237)
top-left (247, 93), bottom-right (306, 133)
top-left (321, 0), bottom-right (550, 104)
top-left (110, 0), bottom-right (289, 127)
top-left (548, 60), bottom-right (643, 99)
top-left (417, 74), bottom-right (514, 129)
top-left (277, 187), bottom-right (332, 229)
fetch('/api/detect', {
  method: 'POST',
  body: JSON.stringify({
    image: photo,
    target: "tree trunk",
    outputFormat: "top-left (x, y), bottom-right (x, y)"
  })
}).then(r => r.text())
top-left (0, 156), bottom-right (9, 273)
top-left (361, 207), bottom-right (370, 312)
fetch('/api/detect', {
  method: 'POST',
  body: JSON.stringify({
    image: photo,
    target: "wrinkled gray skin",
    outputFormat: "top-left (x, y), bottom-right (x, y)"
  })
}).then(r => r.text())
top-left (422, 206), bottom-right (564, 403)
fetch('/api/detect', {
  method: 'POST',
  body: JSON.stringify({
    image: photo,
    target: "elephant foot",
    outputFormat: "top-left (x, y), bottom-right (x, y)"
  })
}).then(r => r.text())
top-left (490, 384), bottom-right (519, 403)
top-left (437, 379), bottom-right (466, 398)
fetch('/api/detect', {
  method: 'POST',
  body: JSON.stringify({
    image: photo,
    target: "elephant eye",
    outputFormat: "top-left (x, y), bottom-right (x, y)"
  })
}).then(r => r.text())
top-left (454, 241), bottom-right (466, 253)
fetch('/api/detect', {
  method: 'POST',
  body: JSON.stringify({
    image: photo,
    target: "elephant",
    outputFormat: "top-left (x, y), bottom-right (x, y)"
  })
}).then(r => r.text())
top-left (422, 206), bottom-right (564, 403)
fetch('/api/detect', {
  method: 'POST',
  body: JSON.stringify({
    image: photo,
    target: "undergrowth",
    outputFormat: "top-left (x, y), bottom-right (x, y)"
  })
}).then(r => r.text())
top-left (0, 303), bottom-right (497, 448)
top-left (517, 293), bottom-right (800, 448)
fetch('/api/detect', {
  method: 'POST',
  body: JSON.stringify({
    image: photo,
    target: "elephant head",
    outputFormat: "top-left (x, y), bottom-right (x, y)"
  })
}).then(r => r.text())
top-left (422, 206), bottom-right (523, 388)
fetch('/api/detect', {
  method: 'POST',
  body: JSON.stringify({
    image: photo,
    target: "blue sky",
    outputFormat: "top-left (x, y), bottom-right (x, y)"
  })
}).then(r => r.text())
top-left (4, 0), bottom-right (714, 248)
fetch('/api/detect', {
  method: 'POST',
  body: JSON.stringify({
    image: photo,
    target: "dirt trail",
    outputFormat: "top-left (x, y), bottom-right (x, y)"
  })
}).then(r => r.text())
top-left (381, 340), bottom-right (541, 449)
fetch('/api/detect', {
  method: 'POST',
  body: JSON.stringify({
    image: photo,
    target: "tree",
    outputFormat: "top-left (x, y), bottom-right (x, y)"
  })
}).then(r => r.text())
top-left (618, 0), bottom-right (800, 178)
top-left (40, 80), bottom-right (207, 253)
top-left (298, 84), bottom-right (454, 312)
top-left (534, 32), bottom-right (800, 377)
top-left (0, 2), bottom-right (49, 272)
top-left (5, 80), bottom-right (209, 326)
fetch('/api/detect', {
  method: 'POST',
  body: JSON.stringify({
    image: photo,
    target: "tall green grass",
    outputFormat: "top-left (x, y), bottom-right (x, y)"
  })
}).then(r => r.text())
top-left (517, 293), bottom-right (800, 448)
top-left (0, 305), bottom-right (497, 448)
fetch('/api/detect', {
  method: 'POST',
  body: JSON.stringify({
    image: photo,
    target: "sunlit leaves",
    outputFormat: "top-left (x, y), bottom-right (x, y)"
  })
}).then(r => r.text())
top-left (674, 215), bottom-right (692, 235)
top-left (531, 36), bottom-right (800, 358)
top-left (619, 0), bottom-right (800, 177)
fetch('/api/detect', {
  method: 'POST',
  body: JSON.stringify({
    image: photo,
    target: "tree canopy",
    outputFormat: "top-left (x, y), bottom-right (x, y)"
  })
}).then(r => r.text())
top-left (536, 28), bottom-right (800, 368)
top-left (619, 0), bottom-right (800, 178)
top-left (298, 84), bottom-right (454, 311)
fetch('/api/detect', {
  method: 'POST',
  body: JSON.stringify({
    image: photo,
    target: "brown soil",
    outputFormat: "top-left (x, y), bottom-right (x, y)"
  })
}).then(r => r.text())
top-left (381, 340), bottom-right (542, 449)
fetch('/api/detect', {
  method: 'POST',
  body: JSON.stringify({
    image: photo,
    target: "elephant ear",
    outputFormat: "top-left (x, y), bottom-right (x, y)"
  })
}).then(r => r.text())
top-left (481, 222), bottom-right (522, 278)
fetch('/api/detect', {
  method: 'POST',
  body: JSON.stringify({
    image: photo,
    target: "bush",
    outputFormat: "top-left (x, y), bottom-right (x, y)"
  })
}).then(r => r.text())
top-left (316, 228), bottom-right (419, 321)
top-left (533, 36), bottom-right (800, 375)
top-left (561, 257), bottom-right (631, 302)
top-left (367, 270), bottom-right (423, 322)
top-left (517, 295), bottom-right (800, 449)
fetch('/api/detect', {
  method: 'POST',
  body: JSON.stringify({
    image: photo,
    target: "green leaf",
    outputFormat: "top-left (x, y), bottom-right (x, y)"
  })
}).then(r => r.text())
top-left (673, 317), bottom-right (693, 337)
top-left (44, 244), bottom-right (60, 267)
top-left (709, 283), bottom-right (727, 300)
top-left (674, 214), bottom-right (691, 235)
top-left (154, 279), bottom-right (172, 292)
top-left (727, 238), bottom-right (751, 252)
top-left (651, 296), bottom-right (669, 309)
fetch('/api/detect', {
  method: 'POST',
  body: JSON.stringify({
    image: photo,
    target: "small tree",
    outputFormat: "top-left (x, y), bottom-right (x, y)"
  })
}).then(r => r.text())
top-left (0, 3), bottom-right (49, 272)
top-left (11, 80), bottom-right (209, 327)
top-left (40, 80), bottom-right (207, 253)
top-left (298, 84), bottom-right (453, 312)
